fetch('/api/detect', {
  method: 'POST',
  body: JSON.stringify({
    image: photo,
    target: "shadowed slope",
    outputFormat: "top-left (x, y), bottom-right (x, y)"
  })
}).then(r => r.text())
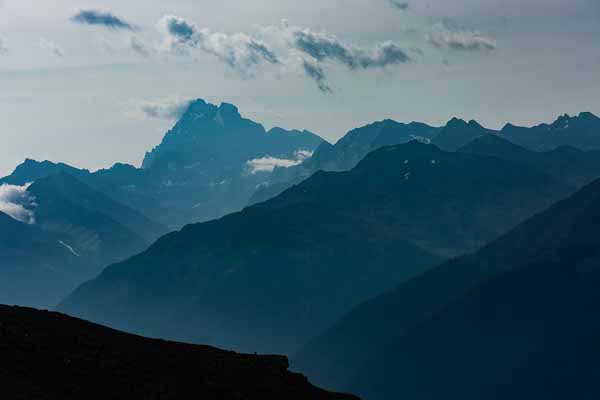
top-left (60, 142), bottom-right (568, 355)
top-left (0, 305), bottom-right (357, 400)
top-left (295, 177), bottom-right (600, 400)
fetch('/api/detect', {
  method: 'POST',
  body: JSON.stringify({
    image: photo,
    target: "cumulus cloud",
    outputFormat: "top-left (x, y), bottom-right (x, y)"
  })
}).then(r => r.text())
top-left (0, 183), bottom-right (36, 224)
top-left (269, 22), bottom-right (411, 92)
top-left (293, 28), bottom-right (411, 69)
top-left (428, 21), bottom-right (496, 52)
top-left (246, 150), bottom-right (313, 174)
top-left (129, 96), bottom-right (193, 120)
top-left (39, 38), bottom-right (65, 57)
top-left (158, 15), bottom-right (279, 74)
top-left (71, 9), bottom-right (136, 31)
top-left (154, 16), bottom-right (412, 91)
top-left (388, 1), bottom-right (410, 10)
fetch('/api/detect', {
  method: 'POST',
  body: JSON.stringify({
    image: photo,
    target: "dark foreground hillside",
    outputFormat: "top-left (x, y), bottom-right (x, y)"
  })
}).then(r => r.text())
top-left (0, 306), bottom-right (357, 400)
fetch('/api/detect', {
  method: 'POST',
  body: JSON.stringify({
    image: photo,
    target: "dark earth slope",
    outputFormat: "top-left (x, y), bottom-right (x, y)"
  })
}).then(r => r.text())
top-left (0, 305), bottom-right (357, 400)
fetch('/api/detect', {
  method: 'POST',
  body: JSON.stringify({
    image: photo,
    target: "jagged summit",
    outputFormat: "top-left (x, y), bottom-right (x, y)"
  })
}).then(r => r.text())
top-left (431, 117), bottom-right (492, 151)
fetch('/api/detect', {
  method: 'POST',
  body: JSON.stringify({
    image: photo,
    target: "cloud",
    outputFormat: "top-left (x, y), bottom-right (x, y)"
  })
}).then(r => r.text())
top-left (158, 15), bottom-right (279, 74)
top-left (0, 183), bottom-right (36, 224)
top-left (388, 1), bottom-right (410, 10)
top-left (39, 38), bottom-right (65, 57)
top-left (292, 28), bottom-right (411, 69)
top-left (130, 96), bottom-right (193, 120)
top-left (158, 15), bottom-right (197, 46)
top-left (270, 22), bottom-right (411, 92)
top-left (302, 59), bottom-right (332, 93)
top-left (295, 150), bottom-right (314, 161)
top-left (71, 9), bottom-right (136, 31)
top-left (428, 21), bottom-right (496, 51)
top-left (246, 150), bottom-right (314, 174)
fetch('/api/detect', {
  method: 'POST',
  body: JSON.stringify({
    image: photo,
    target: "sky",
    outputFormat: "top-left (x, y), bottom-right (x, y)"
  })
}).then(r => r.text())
top-left (0, 0), bottom-right (599, 176)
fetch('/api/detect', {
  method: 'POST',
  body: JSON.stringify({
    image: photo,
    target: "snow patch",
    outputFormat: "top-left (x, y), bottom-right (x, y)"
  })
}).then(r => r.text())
top-left (410, 135), bottom-right (431, 144)
top-left (59, 241), bottom-right (80, 257)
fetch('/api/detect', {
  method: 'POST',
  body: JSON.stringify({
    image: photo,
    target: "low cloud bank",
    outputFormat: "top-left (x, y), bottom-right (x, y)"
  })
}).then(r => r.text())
top-left (247, 150), bottom-right (313, 174)
top-left (0, 183), bottom-right (36, 224)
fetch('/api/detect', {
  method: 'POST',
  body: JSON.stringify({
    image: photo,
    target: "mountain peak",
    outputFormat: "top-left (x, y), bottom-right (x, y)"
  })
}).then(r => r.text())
top-left (446, 117), bottom-right (468, 127)
top-left (218, 102), bottom-right (241, 117)
top-left (468, 119), bottom-right (484, 128)
top-left (578, 111), bottom-right (599, 121)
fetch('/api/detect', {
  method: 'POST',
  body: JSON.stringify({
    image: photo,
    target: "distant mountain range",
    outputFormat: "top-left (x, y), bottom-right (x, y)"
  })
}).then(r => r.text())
top-left (3, 102), bottom-right (600, 399)
top-left (251, 112), bottom-right (600, 204)
top-left (294, 171), bottom-right (600, 400)
top-left (0, 99), bottom-right (324, 308)
top-left (58, 140), bottom-right (571, 355)
top-left (1, 99), bottom-right (324, 230)
top-left (0, 305), bottom-right (356, 400)
top-left (250, 119), bottom-right (441, 204)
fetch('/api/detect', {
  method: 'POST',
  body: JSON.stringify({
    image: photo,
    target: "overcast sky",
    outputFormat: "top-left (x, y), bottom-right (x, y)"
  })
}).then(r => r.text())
top-left (0, 0), bottom-right (599, 175)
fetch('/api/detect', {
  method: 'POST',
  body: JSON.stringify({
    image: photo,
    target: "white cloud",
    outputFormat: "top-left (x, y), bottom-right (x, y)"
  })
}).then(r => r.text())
top-left (158, 15), bottom-right (279, 76)
top-left (427, 21), bottom-right (496, 52)
top-left (128, 96), bottom-right (193, 120)
top-left (262, 21), bottom-right (413, 92)
top-left (0, 183), bottom-right (36, 224)
top-left (295, 149), bottom-right (314, 161)
top-left (39, 38), bottom-right (65, 58)
top-left (246, 150), bottom-right (314, 174)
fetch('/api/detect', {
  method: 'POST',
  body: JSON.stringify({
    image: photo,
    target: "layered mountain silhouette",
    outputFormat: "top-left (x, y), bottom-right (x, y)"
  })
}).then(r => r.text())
top-left (0, 174), bottom-right (165, 308)
top-left (294, 175), bottom-right (600, 400)
top-left (0, 211), bottom-right (84, 309)
top-left (0, 305), bottom-right (356, 400)
top-left (458, 134), bottom-right (600, 188)
top-left (59, 141), bottom-right (570, 355)
top-left (1, 99), bottom-right (324, 229)
top-left (250, 119), bottom-right (441, 204)
top-left (431, 118), bottom-right (495, 151)
top-left (250, 112), bottom-right (600, 204)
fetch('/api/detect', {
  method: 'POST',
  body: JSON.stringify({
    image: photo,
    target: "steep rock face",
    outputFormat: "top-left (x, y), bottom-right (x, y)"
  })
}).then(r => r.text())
top-left (59, 142), bottom-right (568, 355)
top-left (295, 178), bottom-right (600, 400)
top-left (137, 100), bottom-right (324, 226)
top-left (2, 99), bottom-right (324, 229)
top-left (0, 305), bottom-right (358, 400)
